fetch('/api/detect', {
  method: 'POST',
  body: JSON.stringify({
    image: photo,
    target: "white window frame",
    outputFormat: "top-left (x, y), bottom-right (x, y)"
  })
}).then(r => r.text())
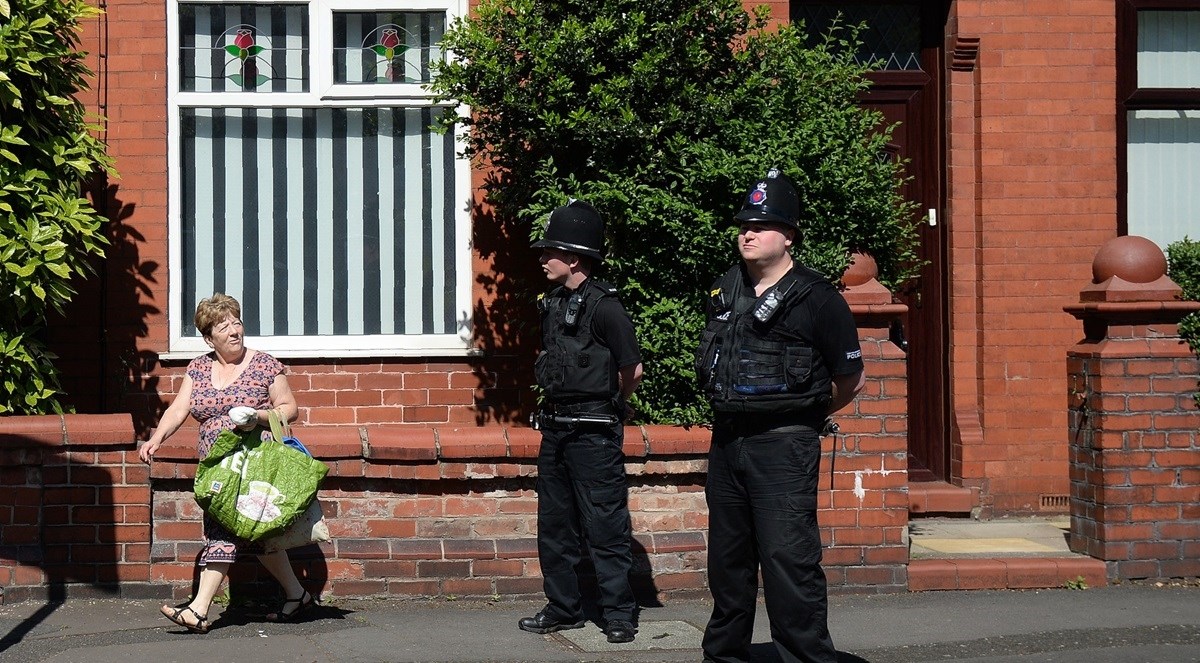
top-left (166, 0), bottom-right (474, 358)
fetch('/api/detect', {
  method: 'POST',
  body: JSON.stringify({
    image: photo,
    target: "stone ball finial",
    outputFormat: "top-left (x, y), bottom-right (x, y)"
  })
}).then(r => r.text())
top-left (842, 252), bottom-right (879, 287)
top-left (1092, 235), bottom-right (1167, 285)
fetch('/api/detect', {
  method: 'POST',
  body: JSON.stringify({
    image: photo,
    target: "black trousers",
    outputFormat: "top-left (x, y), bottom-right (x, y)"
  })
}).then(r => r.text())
top-left (702, 421), bottom-right (836, 663)
top-left (535, 420), bottom-right (635, 624)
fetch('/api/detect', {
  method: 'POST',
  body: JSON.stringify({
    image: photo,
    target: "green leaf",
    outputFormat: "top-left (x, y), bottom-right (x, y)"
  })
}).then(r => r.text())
top-left (225, 44), bottom-right (242, 58)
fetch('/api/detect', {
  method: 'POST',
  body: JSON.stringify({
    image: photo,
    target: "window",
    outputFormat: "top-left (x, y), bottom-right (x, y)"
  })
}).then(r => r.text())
top-left (168, 0), bottom-right (471, 357)
top-left (1119, 1), bottom-right (1200, 250)
top-left (792, 2), bottom-right (923, 71)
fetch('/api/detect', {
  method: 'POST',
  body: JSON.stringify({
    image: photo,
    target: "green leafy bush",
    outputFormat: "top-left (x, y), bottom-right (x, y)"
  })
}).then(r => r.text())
top-left (431, 1), bottom-right (919, 423)
top-left (1166, 237), bottom-right (1200, 407)
top-left (0, 0), bottom-right (114, 414)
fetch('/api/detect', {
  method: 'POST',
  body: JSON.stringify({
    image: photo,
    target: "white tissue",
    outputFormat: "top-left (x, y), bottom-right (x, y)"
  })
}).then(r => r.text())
top-left (229, 406), bottom-right (257, 426)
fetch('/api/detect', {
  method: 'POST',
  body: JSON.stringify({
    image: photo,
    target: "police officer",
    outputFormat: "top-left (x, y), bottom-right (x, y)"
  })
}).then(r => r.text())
top-left (518, 200), bottom-right (643, 645)
top-left (696, 169), bottom-right (865, 663)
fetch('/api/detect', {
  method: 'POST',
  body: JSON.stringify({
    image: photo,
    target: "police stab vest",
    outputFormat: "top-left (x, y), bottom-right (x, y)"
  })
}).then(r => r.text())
top-left (695, 262), bottom-right (834, 415)
top-left (535, 279), bottom-right (619, 403)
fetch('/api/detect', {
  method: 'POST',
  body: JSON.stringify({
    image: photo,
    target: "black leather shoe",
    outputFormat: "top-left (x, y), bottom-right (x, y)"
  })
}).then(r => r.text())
top-left (518, 610), bottom-right (585, 634)
top-left (605, 619), bottom-right (636, 643)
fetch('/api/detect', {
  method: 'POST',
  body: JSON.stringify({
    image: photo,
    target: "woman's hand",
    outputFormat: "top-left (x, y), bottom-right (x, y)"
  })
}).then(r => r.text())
top-left (139, 374), bottom-right (195, 465)
top-left (138, 438), bottom-right (162, 464)
top-left (229, 406), bottom-right (258, 430)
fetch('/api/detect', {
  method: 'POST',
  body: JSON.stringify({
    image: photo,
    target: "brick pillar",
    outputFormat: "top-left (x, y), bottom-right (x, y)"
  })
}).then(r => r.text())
top-left (0, 414), bottom-right (151, 603)
top-left (1065, 236), bottom-right (1200, 581)
top-left (834, 253), bottom-right (909, 592)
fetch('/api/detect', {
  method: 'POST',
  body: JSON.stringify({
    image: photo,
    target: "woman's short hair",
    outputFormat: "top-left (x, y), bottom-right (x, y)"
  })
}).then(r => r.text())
top-left (194, 293), bottom-right (242, 337)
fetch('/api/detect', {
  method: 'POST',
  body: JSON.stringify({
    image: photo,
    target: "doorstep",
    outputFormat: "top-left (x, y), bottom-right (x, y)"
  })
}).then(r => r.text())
top-left (907, 516), bottom-right (1109, 591)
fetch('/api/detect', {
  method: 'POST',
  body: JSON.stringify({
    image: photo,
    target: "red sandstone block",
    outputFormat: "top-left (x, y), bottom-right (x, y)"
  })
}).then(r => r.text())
top-left (864, 546), bottom-right (909, 565)
top-left (330, 580), bottom-right (391, 597)
top-left (362, 560), bottom-right (416, 578)
top-left (71, 465), bottom-right (124, 487)
top-left (417, 559), bottom-right (470, 578)
top-left (330, 459), bottom-right (367, 476)
top-left (496, 538), bottom-right (537, 559)
top-left (472, 559), bottom-right (524, 577)
top-left (495, 576), bottom-right (544, 595)
top-left (1131, 541), bottom-right (1183, 559)
top-left (63, 414), bottom-right (135, 446)
top-left (643, 533), bottom-right (705, 554)
top-left (152, 439), bottom-right (197, 461)
top-left (401, 406), bottom-right (450, 423)
top-left (1159, 559), bottom-right (1200, 578)
top-left (822, 547), bottom-right (864, 566)
top-left (646, 571), bottom-right (707, 591)
top-left (444, 539), bottom-right (498, 560)
top-left (907, 560), bottom-right (960, 591)
top-left (442, 577), bottom-right (495, 596)
top-left (337, 538), bottom-right (391, 559)
top-left (945, 559), bottom-right (1005, 590)
top-left (366, 519), bottom-right (417, 539)
top-left (299, 426), bottom-right (363, 458)
top-left (437, 427), bottom-right (507, 458)
top-left (13, 565), bottom-right (46, 585)
top-left (504, 428), bottom-right (540, 459)
top-left (388, 463), bottom-right (442, 480)
top-left (391, 539), bottom-right (444, 560)
top-left (0, 415), bottom-right (65, 446)
top-left (645, 425), bottom-right (711, 455)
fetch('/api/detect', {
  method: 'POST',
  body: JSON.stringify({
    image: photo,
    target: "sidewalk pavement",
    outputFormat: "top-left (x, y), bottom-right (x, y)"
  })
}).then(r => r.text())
top-left (2, 582), bottom-right (1198, 663)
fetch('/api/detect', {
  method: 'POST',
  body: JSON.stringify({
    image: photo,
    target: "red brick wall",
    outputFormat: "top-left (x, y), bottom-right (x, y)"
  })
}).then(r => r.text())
top-left (1067, 312), bottom-right (1200, 581)
top-left (1, 304), bottom-right (910, 601)
top-left (0, 415), bottom-right (150, 603)
top-left (55, 1), bottom-right (1126, 530)
top-left (946, 1), bottom-right (1117, 514)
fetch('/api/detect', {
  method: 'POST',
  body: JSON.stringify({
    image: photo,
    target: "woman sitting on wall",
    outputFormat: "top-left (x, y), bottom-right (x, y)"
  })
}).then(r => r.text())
top-left (138, 293), bottom-right (315, 633)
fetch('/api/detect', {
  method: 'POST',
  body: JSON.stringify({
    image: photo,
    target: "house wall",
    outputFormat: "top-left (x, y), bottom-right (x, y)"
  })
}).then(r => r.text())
top-left (944, 0), bottom-right (1117, 514)
top-left (57, 0), bottom-right (1124, 518)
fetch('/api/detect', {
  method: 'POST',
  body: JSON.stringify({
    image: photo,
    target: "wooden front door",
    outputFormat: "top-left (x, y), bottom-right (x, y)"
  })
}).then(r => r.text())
top-left (792, 1), bottom-right (950, 481)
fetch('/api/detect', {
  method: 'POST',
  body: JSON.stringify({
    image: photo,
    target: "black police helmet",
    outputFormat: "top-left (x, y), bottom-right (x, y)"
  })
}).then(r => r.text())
top-left (531, 200), bottom-right (605, 261)
top-left (734, 168), bottom-right (800, 232)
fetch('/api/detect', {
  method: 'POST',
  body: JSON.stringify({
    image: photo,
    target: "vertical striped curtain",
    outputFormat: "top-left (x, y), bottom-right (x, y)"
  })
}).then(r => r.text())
top-left (1127, 110), bottom-right (1200, 250)
top-left (179, 106), bottom-right (458, 337)
top-left (1138, 11), bottom-right (1200, 88)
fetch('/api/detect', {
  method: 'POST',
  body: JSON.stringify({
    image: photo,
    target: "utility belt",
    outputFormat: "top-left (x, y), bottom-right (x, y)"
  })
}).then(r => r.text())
top-left (713, 411), bottom-right (833, 437)
top-left (532, 400), bottom-right (620, 430)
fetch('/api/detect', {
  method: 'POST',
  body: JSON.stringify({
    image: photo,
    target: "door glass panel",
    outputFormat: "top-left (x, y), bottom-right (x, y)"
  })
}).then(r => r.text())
top-left (792, 3), bottom-right (922, 71)
top-left (1138, 10), bottom-right (1200, 88)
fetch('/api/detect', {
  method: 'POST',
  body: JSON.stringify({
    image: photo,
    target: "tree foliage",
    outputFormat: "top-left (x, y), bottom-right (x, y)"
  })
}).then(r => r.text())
top-left (431, 0), bottom-right (920, 423)
top-left (0, 0), bottom-right (114, 414)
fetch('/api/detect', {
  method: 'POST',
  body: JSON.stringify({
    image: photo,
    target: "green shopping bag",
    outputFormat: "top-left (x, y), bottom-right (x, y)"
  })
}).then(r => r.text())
top-left (193, 426), bottom-right (329, 541)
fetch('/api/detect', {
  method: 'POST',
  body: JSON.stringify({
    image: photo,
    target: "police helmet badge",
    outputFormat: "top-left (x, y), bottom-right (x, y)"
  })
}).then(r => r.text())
top-left (748, 182), bottom-right (768, 206)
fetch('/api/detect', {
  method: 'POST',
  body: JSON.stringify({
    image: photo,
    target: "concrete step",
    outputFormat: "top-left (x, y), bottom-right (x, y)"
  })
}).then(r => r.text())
top-left (907, 516), bottom-right (1109, 591)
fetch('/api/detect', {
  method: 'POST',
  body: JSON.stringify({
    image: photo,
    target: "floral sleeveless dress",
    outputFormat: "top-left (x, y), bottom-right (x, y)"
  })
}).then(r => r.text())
top-left (187, 350), bottom-right (285, 564)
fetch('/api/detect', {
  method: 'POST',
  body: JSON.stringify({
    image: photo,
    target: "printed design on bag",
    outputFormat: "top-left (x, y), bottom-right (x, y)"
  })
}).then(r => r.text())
top-left (209, 480), bottom-right (224, 493)
top-left (236, 480), bottom-right (288, 523)
top-left (217, 447), bottom-right (289, 524)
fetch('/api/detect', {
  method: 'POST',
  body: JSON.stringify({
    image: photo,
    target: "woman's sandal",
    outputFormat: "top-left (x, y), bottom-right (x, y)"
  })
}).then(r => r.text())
top-left (265, 590), bottom-right (317, 623)
top-left (160, 604), bottom-right (210, 633)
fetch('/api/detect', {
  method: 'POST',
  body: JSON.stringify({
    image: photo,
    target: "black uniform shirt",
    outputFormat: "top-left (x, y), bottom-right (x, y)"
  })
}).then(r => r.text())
top-left (589, 296), bottom-right (642, 370)
top-left (780, 279), bottom-right (863, 378)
